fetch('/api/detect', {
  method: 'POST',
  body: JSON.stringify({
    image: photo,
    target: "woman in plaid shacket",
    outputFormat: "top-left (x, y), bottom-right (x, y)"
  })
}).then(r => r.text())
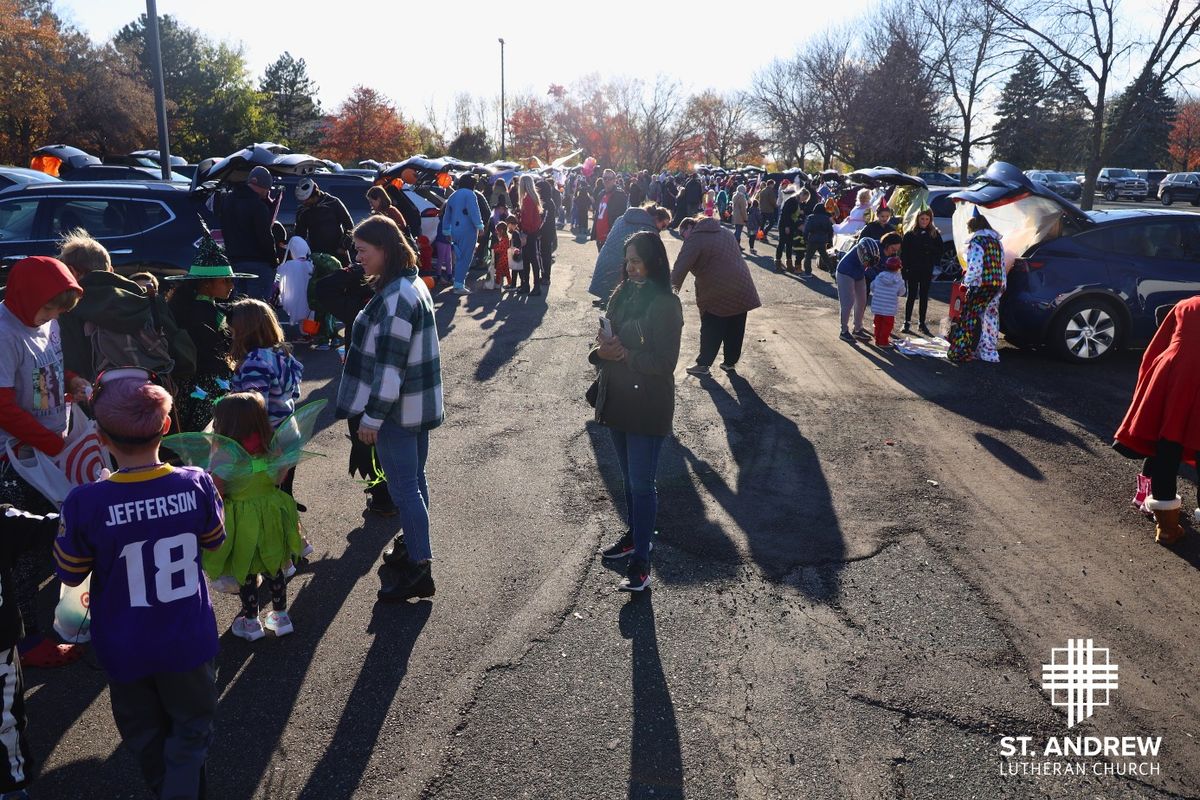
top-left (336, 216), bottom-right (444, 603)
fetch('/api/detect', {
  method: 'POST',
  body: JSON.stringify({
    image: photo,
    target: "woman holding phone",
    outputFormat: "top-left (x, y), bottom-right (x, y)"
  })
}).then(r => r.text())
top-left (590, 231), bottom-right (683, 592)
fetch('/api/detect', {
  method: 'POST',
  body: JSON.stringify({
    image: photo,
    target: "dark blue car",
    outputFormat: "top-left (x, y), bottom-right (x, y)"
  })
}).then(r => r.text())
top-left (954, 164), bottom-right (1200, 363)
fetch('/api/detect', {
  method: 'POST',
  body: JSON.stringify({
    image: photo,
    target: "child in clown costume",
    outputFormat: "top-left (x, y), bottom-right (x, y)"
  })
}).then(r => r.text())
top-left (947, 210), bottom-right (1006, 363)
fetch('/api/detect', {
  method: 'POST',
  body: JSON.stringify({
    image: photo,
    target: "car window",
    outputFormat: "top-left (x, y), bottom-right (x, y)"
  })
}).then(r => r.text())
top-left (125, 200), bottom-right (171, 234)
top-left (1080, 221), bottom-right (1194, 260)
top-left (0, 198), bottom-right (40, 242)
top-left (49, 198), bottom-right (130, 238)
top-left (929, 194), bottom-right (956, 218)
top-left (1106, 168), bottom-right (1136, 178)
top-left (1179, 220), bottom-right (1200, 262)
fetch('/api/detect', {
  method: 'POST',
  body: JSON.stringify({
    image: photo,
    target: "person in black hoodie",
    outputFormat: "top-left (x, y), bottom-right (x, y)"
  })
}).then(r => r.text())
top-left (899, 207), bottom-right (943, 335)
top-left (0, 504), bottom-right (61, 797)
top-left (218, 166), bottom-right (278, 302)
top-left (536, 180), bottom-right (559, 283)
top-left (591, 231), bottom-right (683, 593)
top-left (857, 203), bottom-right (897, 244)
top-left (802, 203), bottom-right (835, 274)
top-left (295, 178), bottom-right (355, 266)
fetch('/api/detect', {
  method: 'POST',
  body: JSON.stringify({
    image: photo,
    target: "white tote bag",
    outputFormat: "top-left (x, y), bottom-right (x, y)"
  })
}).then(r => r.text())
top-left (3, 402), bottom-right (109, 508)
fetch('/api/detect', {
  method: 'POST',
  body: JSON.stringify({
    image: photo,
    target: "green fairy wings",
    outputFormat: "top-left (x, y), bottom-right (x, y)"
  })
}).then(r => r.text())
top-left (163, 400), bottom-right (327, 487)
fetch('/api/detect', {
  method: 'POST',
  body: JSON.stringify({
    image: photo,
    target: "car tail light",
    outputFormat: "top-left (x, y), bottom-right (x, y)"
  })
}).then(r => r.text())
top-left (421, 207), bottom-right (440, 217)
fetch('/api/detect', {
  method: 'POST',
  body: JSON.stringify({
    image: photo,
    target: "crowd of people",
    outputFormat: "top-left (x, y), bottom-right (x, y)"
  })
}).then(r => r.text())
top-left (1, 151), bottom-right (1187, 800)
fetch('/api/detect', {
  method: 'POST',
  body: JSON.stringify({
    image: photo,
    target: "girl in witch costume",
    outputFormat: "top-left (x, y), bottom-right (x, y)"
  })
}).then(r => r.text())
top-left (166, 234), bottom-right (255, 431)
top-left (947, 210), bottom-right (1006, 363)
top-left (164, 395), bottom-right (325, 640)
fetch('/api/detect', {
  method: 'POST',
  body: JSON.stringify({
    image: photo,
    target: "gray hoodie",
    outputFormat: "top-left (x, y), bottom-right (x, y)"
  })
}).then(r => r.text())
top-left (588, 207), bottom-right (658, 300)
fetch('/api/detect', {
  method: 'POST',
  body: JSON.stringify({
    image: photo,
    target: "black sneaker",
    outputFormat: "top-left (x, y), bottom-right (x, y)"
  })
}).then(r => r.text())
top-left (377, 561), bottom-right (435, 602)
top-left (602, 532), bottom-right (634, 560)
top-left (366, 495), bottom-right (399, 517)
top-left (901, 322), bottom-right (912, 334)
top-left (618, 561), bottom-right (650, 592)
top-left (919, 323), bottom-right (934, 337)
top-left (601, 532), bottom-right (655, 560)
top-left (719, 363), bottom-right (736, 373)
top-left (381, 534), bottom-right (408, 568)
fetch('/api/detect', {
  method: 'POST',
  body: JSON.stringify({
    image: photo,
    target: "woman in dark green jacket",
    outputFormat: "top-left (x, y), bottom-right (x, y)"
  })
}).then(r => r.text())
top-left (591, 231), bottom-right (683, 592)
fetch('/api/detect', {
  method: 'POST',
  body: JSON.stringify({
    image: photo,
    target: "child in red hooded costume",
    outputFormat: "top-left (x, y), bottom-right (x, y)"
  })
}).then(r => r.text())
top-left (0, 256), bottom-right (89, 667)
top-left (1114, 296), bottom-right (1200, 545)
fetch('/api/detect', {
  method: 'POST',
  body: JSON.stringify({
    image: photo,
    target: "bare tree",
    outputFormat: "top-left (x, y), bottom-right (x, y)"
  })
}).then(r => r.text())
top-left (690, 90), bottom-right (759, 167)
top-left (914, 0), bottom-right (1017, 184)
top-left (611, 76), bottom-right (696, 172)
top-left (986, 0), bottom-right (1200, 208)
top-left (800, 30), bottom-right (861, 169)
top-left (750, 55), bottom-right (812, 166)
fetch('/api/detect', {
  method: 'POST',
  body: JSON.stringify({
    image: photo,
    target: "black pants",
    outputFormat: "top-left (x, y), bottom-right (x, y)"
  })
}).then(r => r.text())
top-left (0, 646), bottom-right (32, 793)
top-left (804, 237), bottom-right (830, 272)
top-left (109, 660), bottom-right (217, 800)
top-left (1141, 439), bottom-right (1184, 502)
top-left (761, 214), bottom-right (774, 236)
top-left (697, 312), bottom-right (748, 368)
top-left (905, 276), bottom-right (932, 324)
top-left (519, 237), bottom-right (541, 289)
top-left (239, 573), bottom-right (286, 615)
top-left (775, 230), bottom-right (795, 261)
top-left (0, 461), bottom-right (52, 641)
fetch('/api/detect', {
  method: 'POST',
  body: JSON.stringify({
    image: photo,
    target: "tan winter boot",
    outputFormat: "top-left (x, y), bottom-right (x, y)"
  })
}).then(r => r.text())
top-left (1146, 496), bottom-right (1185, 545)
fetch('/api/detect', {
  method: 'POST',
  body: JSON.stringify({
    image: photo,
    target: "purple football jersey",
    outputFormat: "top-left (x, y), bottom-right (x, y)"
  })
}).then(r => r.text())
top-left (55, 465), bottom-right (225, 683)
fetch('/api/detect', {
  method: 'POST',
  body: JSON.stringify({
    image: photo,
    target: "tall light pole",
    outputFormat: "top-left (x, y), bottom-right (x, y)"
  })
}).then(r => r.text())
top-left (498, 38), bottom-right (506, 160)
top-left (146, 0), bottom-right (172, 180)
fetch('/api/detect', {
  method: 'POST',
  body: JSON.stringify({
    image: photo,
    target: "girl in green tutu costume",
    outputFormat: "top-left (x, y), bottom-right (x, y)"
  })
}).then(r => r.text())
top-left (165, 393), bottom-right (325, 641)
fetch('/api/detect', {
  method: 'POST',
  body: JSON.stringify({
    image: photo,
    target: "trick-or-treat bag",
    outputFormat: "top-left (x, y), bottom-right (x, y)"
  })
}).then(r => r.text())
top-left (54, 575), bottom-right (92, 643)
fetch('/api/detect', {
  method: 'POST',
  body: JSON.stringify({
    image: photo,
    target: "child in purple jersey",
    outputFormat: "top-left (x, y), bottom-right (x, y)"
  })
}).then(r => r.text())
top-left (54, 372), bottom-right (224, 800)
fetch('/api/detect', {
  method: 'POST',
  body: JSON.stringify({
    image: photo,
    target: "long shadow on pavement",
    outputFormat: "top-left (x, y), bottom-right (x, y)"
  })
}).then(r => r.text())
top-left (619, 595), bottom-right (684, 800)
top-left (584, 371), bottom-right (844, 603)
top-left (295, 600), bottom-right (431, 799)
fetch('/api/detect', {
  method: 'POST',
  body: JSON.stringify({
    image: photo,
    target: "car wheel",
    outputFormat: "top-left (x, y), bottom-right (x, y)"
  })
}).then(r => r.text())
top-left (935, 242), bottom-right (960, 281)
top-left (1049, 298), bottom-right (1124, 363)
top-left (1161, 192), bottom-right (1173, 206)
top-left (1104, 188), bottom-right (1117, 201)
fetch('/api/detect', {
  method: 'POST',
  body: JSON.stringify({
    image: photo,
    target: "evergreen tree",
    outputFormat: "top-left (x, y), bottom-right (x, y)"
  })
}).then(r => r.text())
top-left (447, 127), bottom-right (491, 162)
top-left (990, 52), bottom-right (1044, 167)
top-left (260, 52), bottom-right (323, 151)
top-left (114, 14), bottom-right (274, 161)
top-left (1038, 65), bottom-right (1090, 171)
top-left (1105, 82), bottom-right (1178, 168)
top-left (842, 37), bottom-right (939, 170)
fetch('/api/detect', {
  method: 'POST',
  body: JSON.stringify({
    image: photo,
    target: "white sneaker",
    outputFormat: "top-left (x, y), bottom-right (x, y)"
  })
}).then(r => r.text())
top-left (231, 615), bottom-right (265, 642)
top-left (211, 575), bottom-right (240, 594)
top-left (264, 611), bottom-right (293, 636)
top-left (300, 542), bottom-right (314, 559)
top-left (283, 563), bottom-right (297, 579)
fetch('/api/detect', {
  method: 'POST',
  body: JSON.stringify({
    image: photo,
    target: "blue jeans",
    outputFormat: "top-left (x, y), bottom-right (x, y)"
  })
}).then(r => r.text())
top-left (234, 261), bottom-right (276, 303)
top-left (376, 424), bottom-right (432, 562)
top-left (607, 429), bottom-right (666, 565)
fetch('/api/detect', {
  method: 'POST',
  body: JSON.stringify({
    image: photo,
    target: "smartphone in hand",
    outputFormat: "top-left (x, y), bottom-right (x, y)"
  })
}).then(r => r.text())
top-left (598, 315), bottom-right (613, 338)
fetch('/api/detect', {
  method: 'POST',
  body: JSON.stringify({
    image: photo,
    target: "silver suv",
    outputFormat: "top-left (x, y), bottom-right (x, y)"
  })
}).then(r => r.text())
top-left (1096, 167), bottom-right (1149, 202)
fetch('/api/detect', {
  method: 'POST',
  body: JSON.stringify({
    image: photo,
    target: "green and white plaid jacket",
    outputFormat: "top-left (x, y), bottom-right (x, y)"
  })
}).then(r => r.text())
top-left (336, 273), bottom-right (444, 432)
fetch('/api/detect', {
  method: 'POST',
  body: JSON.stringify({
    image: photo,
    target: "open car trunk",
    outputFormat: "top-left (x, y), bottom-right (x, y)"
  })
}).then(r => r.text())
top-left (949, 162), bottom-right (1091, 269)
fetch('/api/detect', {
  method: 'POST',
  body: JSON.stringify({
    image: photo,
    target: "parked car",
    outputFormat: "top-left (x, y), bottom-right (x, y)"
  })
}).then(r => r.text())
top-left (30, 144), bottom-right (188, 183)
top-left (1157, 172), bottom-right (1200, 206)
top-left (1133, 170), bottom-right (1168, 196)
top-left (926, 188), bottom-right (961, 277)
top-left (0, 166), bottom-right (60, 192)
top-left (918, 171), bottom-right (958, 186)
top-left (1094, 167), bottom-right (1148, 202)
top-left (0, 181), bottom-right (211, 282)
top-left (1024, 170), bottom-right (1084, 200)
top-left (955, 162), bottom-right (1200, 363)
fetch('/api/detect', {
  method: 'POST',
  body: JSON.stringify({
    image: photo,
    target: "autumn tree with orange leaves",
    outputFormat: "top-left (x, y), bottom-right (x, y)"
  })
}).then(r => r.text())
top-left (1169, 101), bottom-right (1200, 172)
top-left (0, 0), bottom-right (67, 164)
top-left (320, 86), bottom-right (419, 164)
